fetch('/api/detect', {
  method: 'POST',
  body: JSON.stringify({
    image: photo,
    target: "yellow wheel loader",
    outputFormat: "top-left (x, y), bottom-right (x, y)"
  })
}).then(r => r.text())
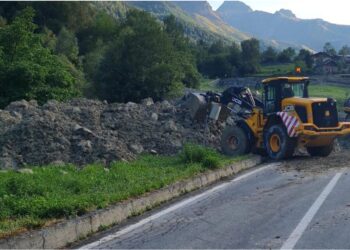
top-left (186, 77), bottom-right (350, 160)
top-left (220, 77), bottom-right (350, 160)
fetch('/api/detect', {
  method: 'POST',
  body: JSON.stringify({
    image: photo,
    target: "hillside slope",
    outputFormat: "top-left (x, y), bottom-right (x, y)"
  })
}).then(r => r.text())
top-left (125, 1), bottom-right (250, 43)
top-left (95, 1), bottom-right (307, 50)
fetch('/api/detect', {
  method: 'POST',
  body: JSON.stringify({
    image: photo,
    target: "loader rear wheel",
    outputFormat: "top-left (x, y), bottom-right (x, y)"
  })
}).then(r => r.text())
top-left (264, 124), bottom-right (297, 160)
top-left (306, 143), bottom-right (334, 157)
top-left (221, 126), bottom-right (250, 157)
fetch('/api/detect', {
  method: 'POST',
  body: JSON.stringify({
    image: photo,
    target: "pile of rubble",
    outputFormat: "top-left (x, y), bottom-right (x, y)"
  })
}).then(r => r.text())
top-left (0, 98), bottom-right (223, 169)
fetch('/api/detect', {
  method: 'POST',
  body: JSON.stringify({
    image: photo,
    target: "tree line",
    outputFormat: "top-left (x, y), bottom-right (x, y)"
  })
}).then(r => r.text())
top-left (0, 3), bottom-right (340, 108)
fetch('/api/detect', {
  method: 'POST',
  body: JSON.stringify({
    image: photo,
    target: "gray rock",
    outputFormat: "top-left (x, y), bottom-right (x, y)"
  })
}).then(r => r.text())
top-left (50, 160), bottom-right (66, 166)
top-left (5, 100), bottom-right (29, 111)
top-left (72, 107), bottom-right (81, 113)
top-left (0, 157), bottom-right (17, 169)
top-left (74, 125), bottom-right (95, 137)
top-left (165, 120), bottom-right (178, 132)
top-left (141, 98), bottom-right (154, 106)
top-left (129, 144), bottom-right (144, 154)
top-left (151, 113), bottom-right (158, 121)
top-left (77, 140), bottom-right (93, 153)
top-left (29, 100), bottom-right (38, 107)
top-left (18, 168), bottom-right (34, 174)
top-left (150, 150), bottom-right (158, 155)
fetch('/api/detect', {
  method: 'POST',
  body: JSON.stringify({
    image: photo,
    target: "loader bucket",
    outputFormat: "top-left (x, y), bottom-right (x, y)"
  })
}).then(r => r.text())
top-left (182, 92), bottom-right (208, 123)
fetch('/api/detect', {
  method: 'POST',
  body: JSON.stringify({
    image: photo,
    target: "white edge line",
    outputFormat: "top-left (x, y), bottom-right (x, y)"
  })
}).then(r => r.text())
top-left (281, 172), bottom-right (343, 250)
top-left (79, 163), bottom-right (278, 249)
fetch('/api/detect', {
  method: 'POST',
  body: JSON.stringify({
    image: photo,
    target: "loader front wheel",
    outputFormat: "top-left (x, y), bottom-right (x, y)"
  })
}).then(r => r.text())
top-left (265, 124), bottom-right (296, 160)
top-left (306, 143), bottom-right (334, 157)
top-left (221, 126), bottom-right (250, 157)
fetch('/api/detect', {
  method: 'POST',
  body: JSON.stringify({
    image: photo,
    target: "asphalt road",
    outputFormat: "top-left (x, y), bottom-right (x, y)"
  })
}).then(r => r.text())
top-left (79, 156), bottom-right (350, 249)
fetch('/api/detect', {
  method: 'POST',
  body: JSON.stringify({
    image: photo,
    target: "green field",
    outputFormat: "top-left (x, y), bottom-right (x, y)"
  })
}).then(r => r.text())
top-left (309, 84), bottom-right (350, 110)
top-left (198, 78), bottom-right (223, 92)
top-left (0, 145), bottom-right (244, 238)
top-left (254, 63), bottom-right (295, 77)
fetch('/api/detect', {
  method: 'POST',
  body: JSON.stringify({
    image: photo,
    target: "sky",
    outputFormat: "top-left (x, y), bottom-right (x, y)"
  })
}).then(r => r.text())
top-left (208, 0), bottom-right (350, 25)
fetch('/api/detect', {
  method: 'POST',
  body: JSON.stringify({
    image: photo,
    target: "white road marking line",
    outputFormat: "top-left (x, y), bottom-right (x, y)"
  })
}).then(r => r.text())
top-left (79, 163), bottom-right (278, 249)
top-left (281, 172), bottom-right (343, 250)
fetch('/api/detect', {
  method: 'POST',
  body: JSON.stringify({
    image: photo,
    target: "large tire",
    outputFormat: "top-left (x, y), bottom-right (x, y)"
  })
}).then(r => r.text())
top-left (221, 126), bottom-right (251, 157)
top-left (307, 143), bottom-right (334, 157)
top-left (264, 124), bottom-right (297, 160)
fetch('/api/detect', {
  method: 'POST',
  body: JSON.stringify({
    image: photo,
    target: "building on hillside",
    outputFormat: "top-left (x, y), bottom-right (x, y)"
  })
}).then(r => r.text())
top-left (310, 52), bottom-right (350, 74)
top-left (313, 58), bottom-right (338, 74)
top-left (311, 52), bottom-right (333, 64)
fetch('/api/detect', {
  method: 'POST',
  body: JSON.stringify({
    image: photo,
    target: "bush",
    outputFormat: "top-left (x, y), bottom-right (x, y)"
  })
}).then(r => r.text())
top-left (201, 155), bottom-right (220, 169)
top-left (180, 143), bottom-right (221, 168)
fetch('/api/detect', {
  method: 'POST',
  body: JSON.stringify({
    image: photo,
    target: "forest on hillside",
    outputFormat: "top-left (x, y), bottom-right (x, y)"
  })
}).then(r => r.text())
top-left (0, 2), bottom-right (316, 107)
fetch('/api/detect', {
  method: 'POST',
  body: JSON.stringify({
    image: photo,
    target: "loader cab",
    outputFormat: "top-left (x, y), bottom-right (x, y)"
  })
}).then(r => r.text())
top-left (262, 77), bottom-right (309, 114)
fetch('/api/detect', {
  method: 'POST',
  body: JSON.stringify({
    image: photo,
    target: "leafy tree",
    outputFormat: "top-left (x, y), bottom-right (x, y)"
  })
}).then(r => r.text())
top-left (295, 49), bottom-right (313, 69)
top-left (40, 26), bottom-right (57, 51)
top-left (261, 46), bottom-right (278, 64)
top-left (209, 40), bottom-right (228, 55)
top-left (240, 38), bottom-right (260, 75)
top-left (77, 12), bottom-right (119, 55)
top-left (277, 47), bottom-right (296, 63)
top-left (228, 42), bottom-right (241, 65)
top-left (164, 15), bottom-right (199, 88)
top-left (55, 26), bottom-right (79, 65)
top-left (339, 45), bottom-right (350, 56)
top-left (94, 10), bottom-right (184, 103)
top-left (0, 7), bottom-right (82, 107)
top-left (0, 2), bottom-right (96, 33)
top-left (199, 54), bottom-right (232, 78)
top-left (323, 42), bottom-right (337, 56)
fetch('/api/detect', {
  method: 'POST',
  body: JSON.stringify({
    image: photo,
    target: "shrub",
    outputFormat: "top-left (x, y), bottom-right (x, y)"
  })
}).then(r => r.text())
top-left (180, 144), bottom-right (207, 163)
top-left (180, 143), bottom-right (221, 168)
top-left (201, 155), bottom-right (220, 169)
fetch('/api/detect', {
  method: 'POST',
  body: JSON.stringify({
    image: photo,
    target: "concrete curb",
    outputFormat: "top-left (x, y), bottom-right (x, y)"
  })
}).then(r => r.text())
top-left (0, 155), bottom-right (262, 249)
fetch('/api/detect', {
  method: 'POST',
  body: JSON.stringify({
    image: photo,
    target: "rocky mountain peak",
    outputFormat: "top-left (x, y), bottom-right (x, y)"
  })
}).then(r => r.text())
top-left (217, 1), bottom-right (253, 14)
top-left (275, 9), bottom-right (297, 19)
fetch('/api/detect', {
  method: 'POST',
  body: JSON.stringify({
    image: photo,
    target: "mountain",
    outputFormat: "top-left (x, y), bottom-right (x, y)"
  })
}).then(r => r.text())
top-left (217, 1), bottom-right (350, 51)
top-left (125, 1), bottom-right (250, 43)
top-left (94, 1), bottom-right (311, 50)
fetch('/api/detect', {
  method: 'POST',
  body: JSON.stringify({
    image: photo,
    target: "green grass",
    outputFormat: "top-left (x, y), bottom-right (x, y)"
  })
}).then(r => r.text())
top-left (0, 145), bottom-right (244, 238)
top-left (198, 78), bottom-right (223, 92)
top-left (254, 63), bottom-right (295, 77)
top-left (309, 84), bottom-right (350, 110)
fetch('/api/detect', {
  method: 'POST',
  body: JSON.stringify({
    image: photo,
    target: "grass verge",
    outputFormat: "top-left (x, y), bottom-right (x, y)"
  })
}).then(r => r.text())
top-left (0, 144), bottom-right (245, 238)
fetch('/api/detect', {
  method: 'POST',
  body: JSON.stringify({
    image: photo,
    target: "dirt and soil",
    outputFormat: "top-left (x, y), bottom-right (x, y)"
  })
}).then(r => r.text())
top-left (0, 98), bottom-right (225, 169)
top-left (281, 150), bottom-right (350, 174)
